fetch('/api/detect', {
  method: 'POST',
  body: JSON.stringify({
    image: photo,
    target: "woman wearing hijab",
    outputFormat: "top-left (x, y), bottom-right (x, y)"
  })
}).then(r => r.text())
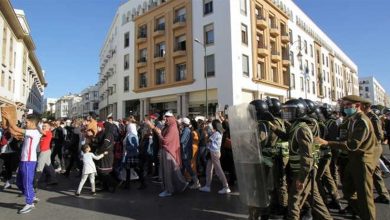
top-left (96, 122), bottom-right (117, 192)
top-left (145, 111), bottom-right (188, 197)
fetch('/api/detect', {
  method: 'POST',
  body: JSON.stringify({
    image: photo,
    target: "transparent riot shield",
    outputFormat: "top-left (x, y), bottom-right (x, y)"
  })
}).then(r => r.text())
top-left (228, 103), bottom-right (270, 208)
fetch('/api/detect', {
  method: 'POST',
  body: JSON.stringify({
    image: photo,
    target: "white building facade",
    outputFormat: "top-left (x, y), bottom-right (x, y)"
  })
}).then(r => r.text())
top-left (80, 84), bottom-right (99, 117)
top-left (359, 76), bottom-right (386, 106)
top-left (0, 1), bottom-right (46, 118)
top-left (98, 0), bottom-right (358, 119)
top-left (44, 97), bottom-right (57, 114)
top-left (55, 95), bottom-right (82, 119)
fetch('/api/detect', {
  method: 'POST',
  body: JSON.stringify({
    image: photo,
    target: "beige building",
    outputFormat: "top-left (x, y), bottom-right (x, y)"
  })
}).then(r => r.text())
top-left (0, 0), bottom-right (46, 118)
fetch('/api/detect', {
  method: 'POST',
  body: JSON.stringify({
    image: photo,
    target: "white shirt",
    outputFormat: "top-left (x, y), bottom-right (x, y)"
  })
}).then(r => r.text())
top-left (21, 129), bottom-right (42, 162)
top-left (81, 152), bottom-right (104, 175)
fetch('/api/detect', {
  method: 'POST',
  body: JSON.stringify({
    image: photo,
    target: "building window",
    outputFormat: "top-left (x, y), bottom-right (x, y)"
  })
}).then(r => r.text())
top-left (310, 44), bottom-right (313, 57)
top-left (124, 32), bottom-right (129, 48)
top-left (257, 61), bottom-right (265, 80)
top-left (9, 37), bottom-right (13, 68)
top-left (205, 54), bottom-right (215, 77)
top-left (365, 87), bottom-right (369, 92)
top-left (272, 66), bottom-right (278, 83)
top-left (155, 17), bottom-right (165, 31)
top-left (175, 7), bottom-right (186, 23)
top-left (176, 63), bottom-right (186, 81)
top-left (316, 50), bottom-right (320, 63)
top-left (94, 91), bottom-right (98, 98)
top-left (204, 23), bottom-right (214, 45)
top-left (312, 81), bottom-right (316, 94)
top-left (322, 53), bottom-right (325, 64)
top-left (304, 40), bottom-right (307, 54)
top-left (298, 35), bottom-right (302, 49)
top-left (326, 56), bottom-right (329, 67)
top-left (291, 73), bottom-right (296, 89)
top-left (155, 42), bottom-right (166, 57)
top-left (311, 63), bottom-right (314, 76)
top-left (2, 27), bottom-right (7, 64)
top-left (241, 24), bottom-right (248, 45)
top-left (175, 35), bottom-right (186, 51)
top-left (300, 77), bottom-right (304, 91)
top-left (156, 68), bottom-right (166, 85)
top-left (242, 54), bottom-right (249, 77)
top-left (124, 54), bottom-right (130, 70)
top-left (138, 25), bottom-right (147, 38)
top-left (138, 49), bottom-right (147, 62)
top-left (204, 0), bottom-right (213, 15)
top-left (124, 76), bottom-right (129, 92)
top-left (140, 73), bottom-right (147, 88)
top-left (8, 76), bottom-right (11, 91)
top-left (240, 0), bottom-right (247, 15)
top-left (0, 71), bottom-right (4, 87)
top-left (289, 51), bottom-right (294, 66)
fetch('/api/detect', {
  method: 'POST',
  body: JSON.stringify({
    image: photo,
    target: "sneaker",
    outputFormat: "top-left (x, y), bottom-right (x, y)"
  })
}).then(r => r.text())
top-left (18, 204), bottom-right (35, 214)
top-left (33, 197), bottom-right (40, 203)
top-left (218, 187), bottom-right (231, 194)
top-left (190, 182), bottom-right (201, 189)
top-left (158, 190), bottom-right (172, 197)
top-left (3, 181), bottom-right (11, 189)
top-left (199, 186), bottom-right (211, 192)
top-left (75, 192), bottom-right (80, 196)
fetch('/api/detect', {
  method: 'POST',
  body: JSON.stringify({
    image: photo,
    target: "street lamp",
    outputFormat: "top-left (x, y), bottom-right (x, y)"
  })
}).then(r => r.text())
top-left (296, 46), bottom-right (309, 99)
top-left (194, 38), bottom-right (208, 117)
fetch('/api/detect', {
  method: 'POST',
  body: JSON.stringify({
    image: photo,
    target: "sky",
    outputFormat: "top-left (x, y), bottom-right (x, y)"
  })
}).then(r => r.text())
top-left (10, 0), bottom-right (390, 98)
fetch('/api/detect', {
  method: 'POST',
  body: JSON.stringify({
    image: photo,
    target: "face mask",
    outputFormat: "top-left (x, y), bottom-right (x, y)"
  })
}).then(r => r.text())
top-left (343, 107), bottom-right (356, 117)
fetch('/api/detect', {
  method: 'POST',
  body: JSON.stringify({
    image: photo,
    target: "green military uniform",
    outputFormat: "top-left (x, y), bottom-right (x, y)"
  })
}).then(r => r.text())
top-left (366, 111), bottom-right (390, 201)
top-left (328, 97), bottom-right (377, 220)
top-left (271, 117), bottom-right (289, 211)
top-left (276, 119), bottom-right (331, 220)
top-left (316, 118), bottom-right (340, 203)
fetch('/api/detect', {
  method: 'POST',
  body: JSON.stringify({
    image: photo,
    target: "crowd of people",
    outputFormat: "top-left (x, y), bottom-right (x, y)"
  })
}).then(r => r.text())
top-left (0, 109), bottom-right (236, 214)
top-left (0, 94), bottom-right (390, 219)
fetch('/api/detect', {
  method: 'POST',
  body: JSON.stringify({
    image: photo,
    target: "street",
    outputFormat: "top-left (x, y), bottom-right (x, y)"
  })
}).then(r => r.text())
top-left (0, 148), bottom-right (390, 220)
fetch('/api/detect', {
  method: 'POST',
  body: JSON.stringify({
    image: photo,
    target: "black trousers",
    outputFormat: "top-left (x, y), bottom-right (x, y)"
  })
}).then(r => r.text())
top-left (0, 152), bottom-right (19, 180)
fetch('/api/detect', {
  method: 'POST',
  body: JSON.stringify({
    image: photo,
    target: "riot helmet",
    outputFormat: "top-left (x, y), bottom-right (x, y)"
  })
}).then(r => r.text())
top-left (320, 105), bottom-right (333, 119)
top-left (250, 99), bottom-right (273, 121)
top-left (383, 107), bottom-right (390, 115)
top-left (303, 99), bottom-right (317, 115)
top-left (369, 105), bottom-right (381, 116)
top-left (281, 99), bottom-right (307, 122)
top-left (267, 98), bottom-right (282, 117)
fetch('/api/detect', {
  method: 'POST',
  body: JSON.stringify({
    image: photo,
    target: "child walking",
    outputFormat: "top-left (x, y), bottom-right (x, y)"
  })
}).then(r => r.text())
top-left (75, 144), bottom-right (107, 196)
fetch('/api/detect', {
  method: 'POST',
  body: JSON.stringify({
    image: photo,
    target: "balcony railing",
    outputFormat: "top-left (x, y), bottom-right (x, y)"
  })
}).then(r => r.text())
top-left (154, 51), bottom-right (166, 58)
top-left (174, 43), bottom-right (186, 51)
top-left (137, 31), bottom-right (147, 38)
top-left (155, 23), bottom-right (165, 31)
top-left (174, 14), bottom-right (186, 23)
top-left (138, 57), bottom-right (147, 63)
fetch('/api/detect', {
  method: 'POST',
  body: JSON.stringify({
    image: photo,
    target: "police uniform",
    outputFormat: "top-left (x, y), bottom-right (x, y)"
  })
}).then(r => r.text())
top-left (285, 119), bottom-right (331, 220)
top-left (273, 99), bottom-right (331, 220)
top-left (366, 110), bottom-right (390, 202)
top-left (316, 117), bottom-right (341, 206)
top-left (327, 95), bottom-right (377, 220)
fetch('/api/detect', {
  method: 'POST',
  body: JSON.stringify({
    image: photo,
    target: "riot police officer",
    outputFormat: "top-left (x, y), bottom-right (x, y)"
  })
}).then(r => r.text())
top-left (317, 105), bottom-right (342, 210)
top-left (362, 102), bottom-right (390, 204)
top-left (248, 99), bottom-right (275, 220)
top-left (271, 99), bottom-right (331, 220)
top-left (315, 95), bottom-right (377, 220)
